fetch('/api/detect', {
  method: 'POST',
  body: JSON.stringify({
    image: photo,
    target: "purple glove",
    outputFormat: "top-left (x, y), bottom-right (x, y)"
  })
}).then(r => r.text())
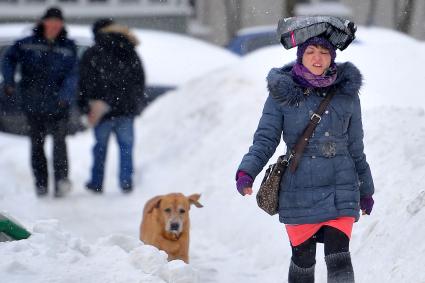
top-left (360, 196), bottom-right (374, 215)
top-left (236, 171), bottom-right (253, 196)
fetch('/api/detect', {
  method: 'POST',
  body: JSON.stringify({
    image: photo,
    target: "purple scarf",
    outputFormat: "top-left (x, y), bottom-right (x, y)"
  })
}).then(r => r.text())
top-left (292, 62), bottom-right (337, 88)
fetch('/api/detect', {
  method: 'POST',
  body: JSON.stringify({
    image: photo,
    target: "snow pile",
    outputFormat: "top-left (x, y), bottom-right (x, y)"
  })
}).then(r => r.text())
top-left (133, 30), bottom-right (239, 86)
top-left (136, 27), bottom-right (425, 282)
top-left (0, 220), bottom-right (199, 283)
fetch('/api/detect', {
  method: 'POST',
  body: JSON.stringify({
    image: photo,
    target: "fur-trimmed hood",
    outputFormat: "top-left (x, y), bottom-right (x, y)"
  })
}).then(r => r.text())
top-left (266, 62), bottom-right (363, 106)
top-left (97, 24), bottom-right (139, 46)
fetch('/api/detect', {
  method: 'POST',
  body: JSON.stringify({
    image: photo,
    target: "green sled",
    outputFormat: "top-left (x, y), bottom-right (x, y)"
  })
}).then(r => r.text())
top-left (0, 212), bottom-right (31, 241)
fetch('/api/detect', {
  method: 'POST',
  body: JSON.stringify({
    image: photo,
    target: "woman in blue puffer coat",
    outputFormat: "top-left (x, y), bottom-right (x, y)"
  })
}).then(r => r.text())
top-left (236, 36), bottom-right (374, 282)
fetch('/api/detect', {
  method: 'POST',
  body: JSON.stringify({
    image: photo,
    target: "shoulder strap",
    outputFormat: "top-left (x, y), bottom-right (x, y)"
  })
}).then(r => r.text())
top-left (289, 89), bottom-right (336, 173)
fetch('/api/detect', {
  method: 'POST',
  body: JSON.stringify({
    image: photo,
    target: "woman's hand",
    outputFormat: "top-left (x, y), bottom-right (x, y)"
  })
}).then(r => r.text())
top-left (243, 187), bottom-right (253, 196)
top-left (360, 196), bottom-right (374, 215)
top-left (236, 171), bottom-right (254, 196)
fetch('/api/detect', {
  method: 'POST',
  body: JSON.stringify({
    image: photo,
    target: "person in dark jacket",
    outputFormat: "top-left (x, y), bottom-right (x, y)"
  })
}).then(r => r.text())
top-left (236, 34), bottom-right (375, 282)
top-left (79, 19), bottom-right (145, 193)
top-left (2, 7), bottom-right (78, 197)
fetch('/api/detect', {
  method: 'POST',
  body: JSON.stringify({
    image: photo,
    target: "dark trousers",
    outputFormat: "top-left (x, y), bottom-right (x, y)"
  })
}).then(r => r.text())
top-left (26, 113), bottom-right (69, 191)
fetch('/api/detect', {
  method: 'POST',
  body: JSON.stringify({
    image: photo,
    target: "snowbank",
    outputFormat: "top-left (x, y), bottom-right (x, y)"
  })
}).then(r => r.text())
top-left (136, 27), bottom-right (425, 282)
top-left (0, 220), bottom-right (199, 283)
top-left (133, 30), bottom-right (239, 86)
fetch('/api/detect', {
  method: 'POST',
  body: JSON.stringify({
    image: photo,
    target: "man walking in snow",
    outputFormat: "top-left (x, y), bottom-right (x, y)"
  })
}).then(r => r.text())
top-left (79, 19), bottom-right (145, 193)
top-left (2, 7), bottom-right (78, 197)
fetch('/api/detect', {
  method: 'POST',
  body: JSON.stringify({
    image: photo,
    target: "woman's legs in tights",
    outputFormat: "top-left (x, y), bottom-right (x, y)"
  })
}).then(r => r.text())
top-left (322, 226), bottom-right (350, 255)
top-left (291, 236), bottom-right (317, 268)
top-left (288, 235), bottom-right (317, 283)
top-left (288, 226), bottom-right (354, 283)
top-left (323, 227), bottom-right (354, 282)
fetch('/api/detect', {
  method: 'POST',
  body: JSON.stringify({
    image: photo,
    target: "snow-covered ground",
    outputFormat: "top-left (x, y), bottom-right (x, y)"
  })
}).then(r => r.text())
top-left (1, 26), bottom-right (425, 282)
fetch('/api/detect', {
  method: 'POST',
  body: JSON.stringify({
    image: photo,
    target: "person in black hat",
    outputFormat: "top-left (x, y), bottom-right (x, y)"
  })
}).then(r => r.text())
top-left (78, 19), bottom-right (145, 194)
top-left (42, 7), bottom-right (63, 20)
top-left (92, 18), bottom-right (114, 38)
top-left (1, 7), bottom-right (78, 197)
top-left (40, 7), bottom-right (64, 41)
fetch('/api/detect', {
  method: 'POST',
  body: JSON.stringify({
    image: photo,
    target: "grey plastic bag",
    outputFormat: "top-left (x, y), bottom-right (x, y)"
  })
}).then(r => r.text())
top-left (277, 15), bottom-right (356, 51)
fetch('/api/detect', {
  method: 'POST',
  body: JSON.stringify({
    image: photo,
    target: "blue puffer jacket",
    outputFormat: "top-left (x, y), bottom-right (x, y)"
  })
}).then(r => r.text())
top-left (2, 24), bottom-right (78, 115)
top-left (238, 62), bottom-right (374, 224)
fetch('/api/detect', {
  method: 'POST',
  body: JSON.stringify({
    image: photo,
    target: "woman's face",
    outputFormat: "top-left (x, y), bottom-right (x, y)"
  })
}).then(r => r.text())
top-left (302, 45), bottom-right (332, 75)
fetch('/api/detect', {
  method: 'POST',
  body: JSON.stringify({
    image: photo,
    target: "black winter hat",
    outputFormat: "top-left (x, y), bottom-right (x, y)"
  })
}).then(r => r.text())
top-left (41, 7), bottom-right (64, 21)
top-left (92, 18), bottom-right (115, 35)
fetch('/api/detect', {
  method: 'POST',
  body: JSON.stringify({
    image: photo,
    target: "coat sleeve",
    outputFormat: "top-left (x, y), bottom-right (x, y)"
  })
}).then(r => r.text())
top-left (1, 40), bottom-right (21, 87)
top-left (58, 42), bottom-right (78, 105)
top-left (348, 94), bottom-right (374, 197)
top-left (131, 53), bottom-right (146, 114)
top-left (78, 48), bottom-right (99, 114)
top-left (134, 54), bottom-right (145, 94)
top-left (238, 95), bottom-right (283, 179)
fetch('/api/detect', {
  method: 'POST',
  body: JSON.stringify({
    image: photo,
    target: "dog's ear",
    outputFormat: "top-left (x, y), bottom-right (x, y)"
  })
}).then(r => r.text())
top-left (188, 194), bottom-right (203, 208)
top-left (144, 196), bottom-right (163, 214)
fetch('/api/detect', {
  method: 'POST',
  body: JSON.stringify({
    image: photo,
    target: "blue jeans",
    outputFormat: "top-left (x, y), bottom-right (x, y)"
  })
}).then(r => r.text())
top-left (89, 117), bottom-right (134, 190)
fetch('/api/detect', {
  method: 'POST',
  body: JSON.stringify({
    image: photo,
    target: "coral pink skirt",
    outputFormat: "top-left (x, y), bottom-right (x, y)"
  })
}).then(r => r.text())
top-left (285, 217), bottom-right (355, 246)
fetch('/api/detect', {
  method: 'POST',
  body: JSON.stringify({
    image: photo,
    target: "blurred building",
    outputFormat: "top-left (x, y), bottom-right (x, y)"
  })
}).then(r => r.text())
top-left (189, 0), bottom-right (425, 45)
top-left (0, 0), bottom-right (423, 43)
top-left (0, 0), bottom-right (192, 33)
top-left (346, 0), bottom-right (425, 41)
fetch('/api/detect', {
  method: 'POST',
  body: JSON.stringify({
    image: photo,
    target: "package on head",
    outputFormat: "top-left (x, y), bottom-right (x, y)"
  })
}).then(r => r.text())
top-left (277, 15), bottom-right (357, 51)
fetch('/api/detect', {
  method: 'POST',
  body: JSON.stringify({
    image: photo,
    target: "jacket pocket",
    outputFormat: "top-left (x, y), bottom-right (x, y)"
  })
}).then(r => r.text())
top-left (279, 187), bottom-right (337, 217)
top-left (342, 113), bottom-right (351, 134)
top-left (312, 187), bottom-right (336, 209)
top-left (279, 190), bottom-right (313, 209)
top-left (335, 185), bottom-right (360, 210)
top-left (334, 155), bottom-right (358, 185)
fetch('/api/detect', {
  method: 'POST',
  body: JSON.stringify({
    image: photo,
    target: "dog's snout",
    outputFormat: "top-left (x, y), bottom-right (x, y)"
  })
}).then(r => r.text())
top-left (170, 222), bottom-right (180, 231)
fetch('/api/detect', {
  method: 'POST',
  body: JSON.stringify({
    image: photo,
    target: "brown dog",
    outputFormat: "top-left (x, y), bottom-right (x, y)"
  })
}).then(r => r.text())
top-left (140, 193), bottom-right (203, 263)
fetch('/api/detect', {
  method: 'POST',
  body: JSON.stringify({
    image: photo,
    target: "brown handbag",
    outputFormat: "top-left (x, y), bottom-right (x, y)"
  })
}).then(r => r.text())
top-left (256, 90), bottom-right (336, 215)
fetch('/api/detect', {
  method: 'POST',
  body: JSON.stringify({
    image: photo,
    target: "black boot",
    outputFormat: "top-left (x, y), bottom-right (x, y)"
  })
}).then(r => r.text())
top-left (288, 260), bottom-right (315, 283)
top-left (325, 252), bottom-right (355, 283)
top-left (54, 179), bottom-right (72, 198)
top-left (36, 186), bottom-right (48, 197)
